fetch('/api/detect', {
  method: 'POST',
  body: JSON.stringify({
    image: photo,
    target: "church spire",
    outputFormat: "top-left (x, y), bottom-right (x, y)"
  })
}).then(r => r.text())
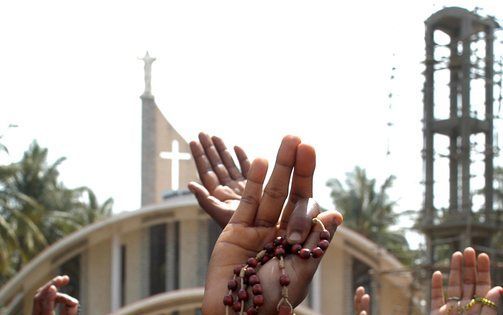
top-left (139, 51), bottom-right (156, 98)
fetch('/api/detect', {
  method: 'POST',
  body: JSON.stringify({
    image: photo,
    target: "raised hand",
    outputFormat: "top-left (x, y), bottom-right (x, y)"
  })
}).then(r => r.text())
top-left (201, 135), bottom-right (343, 315)
top-left (188, 133), bottom-right (250, 227)
top-left (430, 247), bottom-right (502, 315)
top-left (32, 275), bottom-right (79, 315)
top-left (354, 286), bottom-right (370, 315)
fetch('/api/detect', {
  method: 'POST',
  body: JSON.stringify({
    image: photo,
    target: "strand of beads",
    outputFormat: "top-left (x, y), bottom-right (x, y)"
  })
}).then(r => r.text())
top-left (223, 218), bottom-right (330, 315)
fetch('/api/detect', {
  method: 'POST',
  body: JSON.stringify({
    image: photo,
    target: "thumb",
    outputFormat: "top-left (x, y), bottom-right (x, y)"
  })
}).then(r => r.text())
top-left (188, 181), bottom-right (232, 228)
top-left (286, 199), bottom-right (320, 244)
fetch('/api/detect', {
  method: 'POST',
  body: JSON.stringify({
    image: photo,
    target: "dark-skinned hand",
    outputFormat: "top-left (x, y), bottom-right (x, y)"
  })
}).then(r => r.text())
top-left (32, 275), bottom-right (79, 315)
top-left (188, 133), bottom-right (249, 228)
top-left (189, 133), bottom-right (343, 315)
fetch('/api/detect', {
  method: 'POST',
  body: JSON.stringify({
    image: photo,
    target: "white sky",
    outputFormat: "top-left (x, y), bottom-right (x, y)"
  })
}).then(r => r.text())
top-left (0, 0), bottom-right (502, 248)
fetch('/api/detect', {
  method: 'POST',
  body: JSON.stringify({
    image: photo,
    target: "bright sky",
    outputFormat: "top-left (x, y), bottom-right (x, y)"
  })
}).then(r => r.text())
top-left (0, 0), bottom-right (502, 248)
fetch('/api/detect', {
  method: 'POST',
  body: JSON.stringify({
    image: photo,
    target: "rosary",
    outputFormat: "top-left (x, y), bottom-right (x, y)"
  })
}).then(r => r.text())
top-left (223, 218), bottom-right (330, 315)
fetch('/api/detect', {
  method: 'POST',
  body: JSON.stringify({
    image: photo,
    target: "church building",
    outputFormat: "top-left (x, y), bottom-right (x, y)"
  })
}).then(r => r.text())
top-left (0, 53), bottom-right (420, 315)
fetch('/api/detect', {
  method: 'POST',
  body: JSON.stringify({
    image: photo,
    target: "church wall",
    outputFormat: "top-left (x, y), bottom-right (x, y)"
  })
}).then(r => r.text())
top-left (154, 108), bottom-right (197, 200)
top-left (122, 229), bottom-right (143, 305)
top-left (319, 243), bottom-right (349, 315)
top-left (379, 278), bottom-right (415, 315)
top-left (179, 215), bottom-right (201, 288)
top-left (87, 240), bottom-right (112, 315)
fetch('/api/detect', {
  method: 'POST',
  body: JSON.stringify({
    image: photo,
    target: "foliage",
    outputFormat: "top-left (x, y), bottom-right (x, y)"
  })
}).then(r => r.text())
top-left (326, 166), bottom-right (414, 265)
top-left (0, 141), bottom-right (112, 285)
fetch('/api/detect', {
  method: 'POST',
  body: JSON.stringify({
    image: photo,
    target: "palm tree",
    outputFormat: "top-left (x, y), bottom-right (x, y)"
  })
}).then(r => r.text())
top-left (327, 166), bottom-right (412, 265)
top-left (0, 141), bottom-right (113, 285)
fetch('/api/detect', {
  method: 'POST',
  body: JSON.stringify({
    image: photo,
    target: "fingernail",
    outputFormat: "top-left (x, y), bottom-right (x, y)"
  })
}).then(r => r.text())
top-left (288, 232), bottom-right (301, 243)
top-left (187, 183), bottom-right (196, 193)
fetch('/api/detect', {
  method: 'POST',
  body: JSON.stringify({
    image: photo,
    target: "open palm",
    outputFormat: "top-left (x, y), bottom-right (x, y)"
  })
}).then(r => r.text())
top-left (188, 133), bottom-right (249, 227)
top-left (430, 247), bottom-right (501, 315)
top-left (191, 134), bottom-right (342, 314)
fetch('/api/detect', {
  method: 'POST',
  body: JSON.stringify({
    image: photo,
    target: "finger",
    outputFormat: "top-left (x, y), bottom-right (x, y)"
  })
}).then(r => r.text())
top-left (475, 253), bottom-right (492, 298)
top-left (55, 293), bottom-right (78, 307)
top-left (354, 286), bottom-right (365, 313)
top-left (254, 135), bottom-right (300, 227)
top-left (447, 251), bottom-right (462, 299)
top-left (279, 143), bottom-right (316, 229)
top-left (190, 141), bottom-right (220, 192)
top-left (286, 198), bottom-right (320, 244)
top-left (293, 210), bottom-right (342, 278)
top-left (41, 285), bottom-right (57, 315)
top-left (229, 158), bottom-right (268, 226)
top-left (431, 271), bottom-right (445, 311)
top-left (212, 136), bottom-right (244, 180)
top-left (480, 286), bottom-right (502, 315)
top-left (234, 146), bottom-right (250, 178)
top-left (302, 210), bottom-right (341, 250)
top-left (361, 293), bottom-right (370, 313)
top-left (56, 293), bottom-right (79, 315)
top-left (188, 181), bottom-right (233, 228)
top-left (37, 275), bottom-right (70, 294)
top-left (199, 133), bottom-right (232, 185)
top-left (461, 247), bottom-right (476, 299)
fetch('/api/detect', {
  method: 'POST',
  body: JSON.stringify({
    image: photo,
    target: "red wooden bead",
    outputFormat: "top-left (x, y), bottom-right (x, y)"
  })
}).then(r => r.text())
top-left (234, 264), bottom-right (244, 276)
top-left (252, 283), bottom-right (263, 294)
top-left (312, 247), bottom-right (324, 258)
top-left (320, 230), bottom-right (330, 240)
top-left (261, 255), bottom-right (271, 264)
top-left (264, 242), bottom-right (274, 252)
top-left (253, 295), bottom-right (264, 306)
top-left (279, 274), bottom-right (290, 286)
top-left (290, 243), bottom-right (302, 254)
top-left (238, 289), bottom-right (249, 301)
top-left (232, 301), bottom-right (242, 312)
top-left (227, 279), bottom-right (238, 291)
top-left (247, 307), bottom-right (258, 315)
top-left (278, 304), bottom-right (292, 315)
top-left (245, 267), bottom-right (256, 277)
top-left (318, 239), bottom-right (330, 250)
top-left (223, 295), bottom-right (233, 306)
top-left (248, 274), bottom-right (260, 286)
top-left (299, 248), bottom-right (311, 259)
top-left (275, 246), bottom-right (285, 257)
top-left (247, 257), bottom-right (258, 268)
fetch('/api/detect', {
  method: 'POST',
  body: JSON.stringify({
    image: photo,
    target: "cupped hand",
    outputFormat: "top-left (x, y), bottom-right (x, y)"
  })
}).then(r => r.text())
top-left (188, 133), bottom-right (250, 227)
top-left (430, 247), bottom-right (502, 315)
top-left (201, 135), bottom-right (343, 315)
top-left (32, 275), bottom-right (79, 315)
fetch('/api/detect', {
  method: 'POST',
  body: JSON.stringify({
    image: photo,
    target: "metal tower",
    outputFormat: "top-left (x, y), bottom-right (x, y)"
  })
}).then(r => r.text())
top-left (421, 6), bottom-right (501, 287)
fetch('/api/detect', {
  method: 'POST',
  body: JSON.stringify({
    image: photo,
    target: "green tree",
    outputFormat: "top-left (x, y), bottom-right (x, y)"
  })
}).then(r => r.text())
top-left (327, 166), bottom-right (413, 265)
top-left (0, 141), bottom-right (112, 285)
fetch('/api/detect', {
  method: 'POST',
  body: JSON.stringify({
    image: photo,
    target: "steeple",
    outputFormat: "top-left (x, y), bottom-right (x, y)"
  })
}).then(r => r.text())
top-left (139, 52), bottom-right (197, 206)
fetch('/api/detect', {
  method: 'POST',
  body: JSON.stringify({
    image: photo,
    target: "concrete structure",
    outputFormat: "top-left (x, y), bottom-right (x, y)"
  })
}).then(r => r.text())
top-left (0, 53), bottom-right (421, 315)
top-left (420, 8), bottom-right (502, 302)
top-left (0, 197), bottom-right (419, 315)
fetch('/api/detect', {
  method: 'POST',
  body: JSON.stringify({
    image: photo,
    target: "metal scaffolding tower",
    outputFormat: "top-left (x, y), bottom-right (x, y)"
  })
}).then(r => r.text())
top-left (420, 6), bottom-right (502, 306)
